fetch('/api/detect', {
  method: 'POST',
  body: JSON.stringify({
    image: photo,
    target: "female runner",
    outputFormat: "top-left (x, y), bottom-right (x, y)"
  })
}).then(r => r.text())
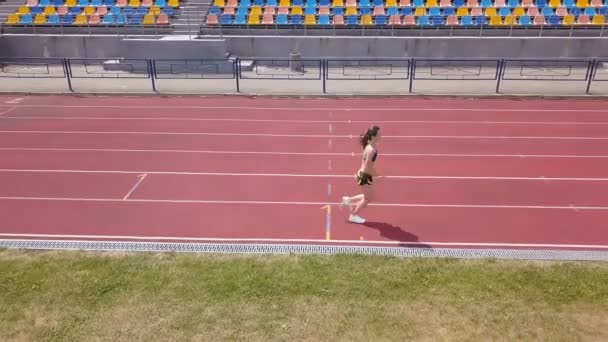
top-left (340, 125), bottom-right (381, 224)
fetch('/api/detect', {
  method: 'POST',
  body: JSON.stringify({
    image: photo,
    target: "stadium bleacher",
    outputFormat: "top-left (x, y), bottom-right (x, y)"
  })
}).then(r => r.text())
top-left (5, 0), bottom-right (179, 25)
top-left (205, 0), bottom-right (608, 26)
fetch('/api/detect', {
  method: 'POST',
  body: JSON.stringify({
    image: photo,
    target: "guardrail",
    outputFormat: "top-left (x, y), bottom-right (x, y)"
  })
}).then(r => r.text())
top-left (0, 57), bottom-right (606, 95)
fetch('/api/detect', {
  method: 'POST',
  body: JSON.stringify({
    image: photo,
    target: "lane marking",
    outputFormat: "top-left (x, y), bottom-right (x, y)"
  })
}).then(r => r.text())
top-left (0, 234), bottom-right (607, 249)
top-left (0, 107), bottom-right (16, 116)
top-left (5, 98), bottom-right (23, 104)
top-left (1, 196), bottom-right (608, 210)
top-left (6, 116), bottom-right (608, 125)
top-left (2, 130), bottom-right (608, 140)
top-left (2, 147), bottom-right (608, 159)
top-left (2, 104), bottom-right (608, 113)
top-left (2, 169), bottom-right (608, 181)
top-left (122, 173), bottom-right (147, 200)
top-left (321, 205), bottom-right (332, 240)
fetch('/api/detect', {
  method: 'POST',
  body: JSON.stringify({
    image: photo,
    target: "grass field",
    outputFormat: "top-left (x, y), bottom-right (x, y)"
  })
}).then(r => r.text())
top-left (0, 249), bottom-right (607, 341)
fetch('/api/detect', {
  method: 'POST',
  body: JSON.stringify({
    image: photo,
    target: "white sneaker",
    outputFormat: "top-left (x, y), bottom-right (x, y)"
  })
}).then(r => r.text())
top-left (349, 215), bottom-right (366, 224)
top-left (340, 196), bottom-right (351, 209)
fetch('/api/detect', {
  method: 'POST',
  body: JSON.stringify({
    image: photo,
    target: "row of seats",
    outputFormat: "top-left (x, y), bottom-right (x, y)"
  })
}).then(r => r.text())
top-left (208, 12), bottom-right (607, 24)
top-left (7, 12), bottom-right (170, 24)
top-left (25, 0), bottom-right (178, 7)
top-left (213, 0), bottom-right (602, 6)
top-left (16, 5), bottom-right (175, 15)
top-left (210, 5), bottom-right (608, 15)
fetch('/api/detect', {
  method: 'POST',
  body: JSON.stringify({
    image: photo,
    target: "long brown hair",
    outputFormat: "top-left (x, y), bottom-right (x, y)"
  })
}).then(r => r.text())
top-left (359, 126), bottom-right (380, 148)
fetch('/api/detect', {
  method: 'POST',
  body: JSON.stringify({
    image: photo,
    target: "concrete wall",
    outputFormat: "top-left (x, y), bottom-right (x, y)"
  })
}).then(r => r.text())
top-left (1, 34), bottom-right (608, 59)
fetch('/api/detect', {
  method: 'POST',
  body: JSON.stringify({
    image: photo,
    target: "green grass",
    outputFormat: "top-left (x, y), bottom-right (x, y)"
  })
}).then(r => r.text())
top-left (0, 250), bottom-right (607, 341)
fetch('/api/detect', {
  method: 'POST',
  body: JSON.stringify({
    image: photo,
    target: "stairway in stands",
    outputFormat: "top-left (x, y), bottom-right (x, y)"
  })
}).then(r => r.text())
top-left (0, 0), bottom-right (23, 24)
top-left (171, 0), bottom-right (211, 35)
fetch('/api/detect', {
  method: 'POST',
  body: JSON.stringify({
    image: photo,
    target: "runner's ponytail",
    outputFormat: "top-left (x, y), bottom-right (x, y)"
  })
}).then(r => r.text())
top-left (359, 126), bottom-right (380, 148)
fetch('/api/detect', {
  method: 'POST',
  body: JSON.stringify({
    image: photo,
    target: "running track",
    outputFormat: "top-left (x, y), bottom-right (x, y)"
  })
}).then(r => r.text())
top-left (1, 95), bottom-right (608, 259)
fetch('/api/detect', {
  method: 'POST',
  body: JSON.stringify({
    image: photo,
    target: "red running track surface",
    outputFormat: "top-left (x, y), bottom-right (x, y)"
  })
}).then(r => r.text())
top-left (1, 95), bottom-right (608, 251)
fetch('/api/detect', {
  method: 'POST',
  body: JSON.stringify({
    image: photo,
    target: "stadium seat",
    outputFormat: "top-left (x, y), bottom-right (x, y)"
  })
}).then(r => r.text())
top-left (446, 14), bottom-right (458, 24)
top-left (534, 15), bottom-right (545, 24)
top-left (519, 14), bottom-right (532, 25)
top-left (585, 7), bottom-right (597, 15)
top-left (30, 6), bottom-right (43, 14)
top-left (429, 7), bottom-right (441, 15)
top-left (117, 0), bottom-right (127, 6)
top-left (578, 14), bottom-right (591, 22)
top-left (18, 6), bottom-right (30, 14)
top-left (234, 13), bottom-right (246, 23)
top-left (26, 0), bottom-right (38, 6)
top-left (47, 13), bottom-right (60, 24)
top-left (305, 14), bottom-right (316, 24)
top-left (262, 13), bottom-right (274, 23)
top-left (102, 13), bottom-right (115, 23)
top-left (547, 15), bottom-right (561, 24)
top-left (60, 14), bottom-right (74, 23)
top-left (89, 13), bottom-right (101, 24)
top-left (84, 6), bottom-right (95, 14)
top-left (440, 0), bottom-right (451, 5)
top-left (143, 12), bottom-right (155, 24)
top-left (403, 14), bottom-right (416, 24)
top-left (499, 8), bottom-right (511, 16)
top-left (74, 13), bottom-right (87, 24)
top-left (78, 0), bottom-right (88, 6)
top-left (21, 13), bottom-right (33, 24)
top-left (388, 14), bottom-right (401, 24)
top-left (460, 15), bottom-right (474, 25)
top-left (504, 15), bottom-right (516, 25)
top-left (156, 12), bottom-right (169, 23)
top-left (276, 13), bottom-right (287, 24)
top-left (521, 0), bottom-right (534, 6)
top-left (292, 6), bottom-right (303, 14)
top-left (7, 13), bottom-right (20, 24)
top-left (220, 13), bottom-right (232, 24)
top-left (494, 0), bottom-right (506, 6)
top-left (418, 15), bottom-right (430, 25)
top-left (592, 14), bottom-right (605, 24)
top-left (318, 14), bottom-right (330, 24)
top-left (34, 13), bottom-right (47, 25)
top-left (375, 14), bottom-right (387, 24)
top-left (57, 5), bottom-right (68, 14)
top-left (577, 0), bottom-right (589, 6)
top-left (456, 7), bottom-right (469, 16)
top-left (345, 7), bottom-right (357, 15)
top-left (361, 13), bottom-right (372, 24)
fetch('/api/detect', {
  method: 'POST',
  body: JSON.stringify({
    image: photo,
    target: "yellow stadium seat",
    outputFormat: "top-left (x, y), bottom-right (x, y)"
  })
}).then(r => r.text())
top-left (34, 13), bottom-right (46, 24)
top-left (7, 13), bottom-right (20, 24)
top-left (248, 14), bottom-right (260, 24)
top-left (150, 5), bottom-right (161, 14)
top-left (456, 7), bottom-right (468, 16)
top-left (129, 0), bottom-right (141, 6)
top-left (593, 14), bottom-right (605, 25)
top-left (74, 13), bottom-right (87, 25)
top-left (143, 13), bottom-right (155, 24)
top-left (361, 14), bottom-right (372, 25)
top-left (331, 0), bottom-right (343, 6)
top-left (386, 0), bottom-right (397, 5)
top-left (168, 0), bottom-right (179, 7)
top-left (576, 0), bottom-right (589, 6)
top-left (345, 6), bottom-right (357, 15)
top-left (513, 7), bottom-right (525, 16)
top-left (305, 14), bottom-right (316, 24)
top-left (549, 0), bottom-right (560, 6)
top-left (250, 6), bottom-right (262, 15)
top-left (280, 0), bottom-right (290, 5)
top-left (84, 6), bottom-right (95, 14)
top-left (563, 14), bottom-right (575, 25)
top-left (214, 0), bottom-right (225, 5)
top-left (485, 8), bottom-right (498, 16)
top-left (18, 6), bottom-right (30, 14)
top-left (65, 0), bottom-right (76, 6)
top-left (291, 6), bottom-right (302, 14)
top-left (414, 7), bottom-right (426, 15)
top-left (426, 0), bottom-right (438, 6)
top-left (504, 15), bottom-right (516, 25)
top-left (43, 6), bottom-right (56, 14)
top-left (489, 15), bottom-right (502, 25)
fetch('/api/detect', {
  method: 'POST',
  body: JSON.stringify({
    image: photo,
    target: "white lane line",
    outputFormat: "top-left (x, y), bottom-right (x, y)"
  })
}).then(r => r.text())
top-left (122, 173), bottom-right (147, 200)
top-left (0, 196), bottom-right (608, 210)
top-left (0, 235), bottom-right (607, 250)
top-left (5, 116), bottom-right (608, 125)
top-left (4, 98), bottom-right (23, 104)
top-left (0, 107), bottom-right (16, 116)
top-left (1, 169), bottom-right (608, 181)
top-left (2, 130), bottom-right (608, 140)
top-left (2, 147), bottom-right (608, 159)
top-left (2, 104), bottom-right (608, 112)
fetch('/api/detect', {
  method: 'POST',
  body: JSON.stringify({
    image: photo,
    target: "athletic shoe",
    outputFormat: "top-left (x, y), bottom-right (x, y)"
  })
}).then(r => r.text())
top-left (349, 215), bottom-right (365, 224)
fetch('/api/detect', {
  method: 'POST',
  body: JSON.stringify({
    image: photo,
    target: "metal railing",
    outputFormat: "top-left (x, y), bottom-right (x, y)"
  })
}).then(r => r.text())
top-left (1, 57), bottom-right (607, 95)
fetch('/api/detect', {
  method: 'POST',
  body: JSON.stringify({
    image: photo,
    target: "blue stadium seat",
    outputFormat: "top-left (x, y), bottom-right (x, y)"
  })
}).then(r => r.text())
top-left (234, 14), bottom-right (246, 24)
top-left (209, 6), bottom-right (220, 14)
top-left (78, 0), bottom-right (89, 6)
top-left (236, 6), bottom-right (248, 14)
top-left (116, 14), bottom-right (126, 25)
top-left (443, 7), bottom-right (455, 16)
top-left (124, 7), bottom-right (136, 15)
top-left (253, 0), bottom-right (263, 5)
top-left (156, 0), bottom-right (167, 6)
top-left (563, 0), bottom-right (574, 6)
top-left (360, 0), bottom-right (371, 5)
top-left (542, 7), bottom-right (553, 16)
top-left (585, 7), bottom-right (596, 16)
top-left (92, 0), bottom-right (103, 6)
top-left (293, 0), bottom-right (304, 5)
top-left (103, 13), bottom-right (115, 24)
top-left (387, 7), bottom-right (399, 15)
top-left (162, 7), bottom-right (175, 15)
top-left (220, 14), bottom-right (232, 24)
top-left (306, 0), bottom-right (315, 5)
top-left (292, 15), bottom-right (303, 24)
top-left (375, 14), bottom-right (387, 25)
top-left (519, 15), bottom-right (532, 25)
top-left (413, 0), bottom-right (424, 5)
top-left (53, 0), bottom-right (62, 5)
top-left (569, 7), bottom-right (582, 16)
top-left (277, 14), bottom-right (288, 24)
top-left (111, 6), bottom-right (121, 14)
top-left (373, 0), bottom-right (383, 5)
top-left (548, 15), bottom-right (561, 25)
top-left (47, 14), bottom-right (59, 24)
top-left (240, 0), bottom-right (251, 5)
top-left (418, 15), bottom-right (430, 26)
top-left (319, 14), bottom-right (330, 25)
top-left (536, 0), bottom-right (546, 7)
top-left (71, 7), bottom-right (82, 14)
top-left (461, 15), bottom-right (474, 26)
top-left (431, 16), bottom-right (444, 25)
top-left (360, 7), bottom-right (371, 14)
top-left (476, 15), bottom-right (488, 25)
top-left (508, 0), bottom-right (519, 6)
top-left (266, 0), bottom-right (276, 5)
top-left (429, 7), bottom-right (441, 16)
top-left (332, 7), bottom-right (344, 15)
top-left (453, 0), bottom-right (464, 6)
top-left (319, 0), bottom-right (330, 5)
top-left (105, 0), bottom-right (116, 5)
top-left (346, 15), bottom-right (358, 25)
top-left (31, 6), bottom-right (43, 14)
top-left (480, 0), bottom-right (492, 7)
top-left (60, 14), bottom-right (74, 24)
top-left (305, 7), bottom-right (316, 14)
top-left (499, 8), bottom-right (511, 16)
top-left (401, 8), bottom-right (413, 15)
top-left (128, 16), bottom-right (142, 24)
top-left (599, 7), bottom-right (608, 16)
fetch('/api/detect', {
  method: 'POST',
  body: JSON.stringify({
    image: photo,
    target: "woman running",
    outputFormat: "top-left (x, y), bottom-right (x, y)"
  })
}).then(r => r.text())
top-left (341, 125), bottom-right (381, 224)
